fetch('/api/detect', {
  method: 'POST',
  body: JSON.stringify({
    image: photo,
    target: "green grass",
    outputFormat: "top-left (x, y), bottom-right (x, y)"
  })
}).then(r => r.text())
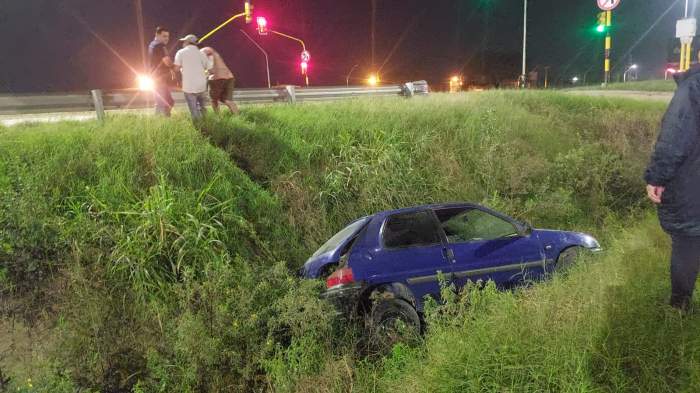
top-left (569, 79), bottom-right (677, 92)
top-left (2, 91), bottom-right (691, 392)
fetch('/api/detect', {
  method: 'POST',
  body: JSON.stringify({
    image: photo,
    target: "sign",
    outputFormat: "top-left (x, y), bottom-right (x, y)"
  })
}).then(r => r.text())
top-left (597, 0), bottom-right (620, 11)
top-left (301, 50), bottom-right (311, 62)
top-left (677, 18), bottom-right (697, 39)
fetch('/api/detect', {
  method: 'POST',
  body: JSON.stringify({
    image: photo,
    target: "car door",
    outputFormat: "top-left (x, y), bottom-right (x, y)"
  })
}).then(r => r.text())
top-left (372, 209), bottom-right (453, 304)
top-left (433, 206), bottom-right (545, 289)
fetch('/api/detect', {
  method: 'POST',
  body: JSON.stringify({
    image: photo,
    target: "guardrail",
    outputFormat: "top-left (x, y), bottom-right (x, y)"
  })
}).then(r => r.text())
top-left (0, 81), bottom-right (429, 120)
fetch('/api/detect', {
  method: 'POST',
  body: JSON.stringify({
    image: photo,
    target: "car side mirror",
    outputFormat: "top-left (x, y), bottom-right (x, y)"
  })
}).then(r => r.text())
top-left (516, 221), bottom-right (532, 237)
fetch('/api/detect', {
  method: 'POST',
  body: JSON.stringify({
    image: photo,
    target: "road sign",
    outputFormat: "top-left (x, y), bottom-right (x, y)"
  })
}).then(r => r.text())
top-left (597, 0), bottom-right (620, 11)
top-left (677, 18), bottom-right (697, 39)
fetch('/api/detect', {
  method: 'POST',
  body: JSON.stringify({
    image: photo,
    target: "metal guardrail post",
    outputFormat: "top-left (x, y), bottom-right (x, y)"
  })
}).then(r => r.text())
top-left (90, 89), bottom-right (105, 122)
top-left (284, 85), bottom-right (297, 104)
top-left (402, 82), bottom-right (415, 98)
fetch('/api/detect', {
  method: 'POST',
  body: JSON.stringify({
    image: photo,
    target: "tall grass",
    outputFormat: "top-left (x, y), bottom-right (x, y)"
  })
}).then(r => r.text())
top-left (1, 92), bottom-right (687, 392)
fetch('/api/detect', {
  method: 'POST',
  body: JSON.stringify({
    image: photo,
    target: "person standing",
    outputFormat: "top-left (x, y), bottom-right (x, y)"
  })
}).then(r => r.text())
top-left (174, 34), bottom-right (212, 120)
top-left (645, 59), bottom-right (700, 312)
top-left (148, 26), bottom-right (175, 116)
top-left (201, 47), bottom-right (240, 115)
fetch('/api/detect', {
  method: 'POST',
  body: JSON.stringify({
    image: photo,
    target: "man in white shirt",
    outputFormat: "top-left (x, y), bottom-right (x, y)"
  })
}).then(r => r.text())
top-left (174, 34), bottom-right (212, 119)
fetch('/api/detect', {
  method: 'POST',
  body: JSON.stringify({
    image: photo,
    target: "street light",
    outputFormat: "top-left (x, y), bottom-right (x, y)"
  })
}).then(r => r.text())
top-left (572, 76), bottom-right (580, 84)
top-left (367, 74), bottom-right (379, 86)
top-left (137, 74), bottom-right (155, 91)
top-left (346, 64), bottom-right (359, 86)
top-left (449, 75), bottom-right (463, 93)
top-left (239, 29), bottom-right (271, 88)
top-left (623, 64), bottom-right (638, 82)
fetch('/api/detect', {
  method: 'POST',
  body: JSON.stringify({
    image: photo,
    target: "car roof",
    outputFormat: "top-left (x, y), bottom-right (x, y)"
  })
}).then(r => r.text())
top-left (371, 202), bottom-right (481, 219)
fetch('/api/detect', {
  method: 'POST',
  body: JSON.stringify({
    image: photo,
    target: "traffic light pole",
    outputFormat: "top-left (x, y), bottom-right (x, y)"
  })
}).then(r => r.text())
top-left (604, 10), bottom-right (612, 85)
top-left (199, 13), bottom-right (247, 43)
top-left (269, 30), bottom-right (310, 86)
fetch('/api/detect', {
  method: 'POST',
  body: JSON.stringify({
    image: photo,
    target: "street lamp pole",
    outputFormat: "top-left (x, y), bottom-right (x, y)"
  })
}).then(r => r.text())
top-left (346, 64), bottom-right (359, 86)
top-left (239, 29), bottom-right (271, 88)
top-left (521, 0), bottom-right (528, 88)
top-left (623, 64), bottom-right (638, 83)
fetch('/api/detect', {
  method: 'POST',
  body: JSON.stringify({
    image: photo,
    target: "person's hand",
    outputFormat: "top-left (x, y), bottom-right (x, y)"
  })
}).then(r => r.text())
top-left (646, 184), bottom-right (665, 204)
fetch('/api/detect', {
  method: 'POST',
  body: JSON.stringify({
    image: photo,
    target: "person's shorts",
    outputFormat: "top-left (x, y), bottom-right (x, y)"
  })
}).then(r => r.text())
top-left (209, 78), bottom-right (235, 102)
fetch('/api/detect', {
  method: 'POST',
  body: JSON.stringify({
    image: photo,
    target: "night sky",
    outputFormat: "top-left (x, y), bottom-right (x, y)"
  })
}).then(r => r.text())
top-left (0, 0), bottom-right (694, 92)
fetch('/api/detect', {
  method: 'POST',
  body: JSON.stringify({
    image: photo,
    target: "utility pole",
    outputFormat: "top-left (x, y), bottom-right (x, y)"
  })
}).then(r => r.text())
top-left (520, 0), bottom-right (527, 88)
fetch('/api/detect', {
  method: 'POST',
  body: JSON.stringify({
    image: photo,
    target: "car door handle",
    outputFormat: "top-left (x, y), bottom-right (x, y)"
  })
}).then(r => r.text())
top-left (443, 248), bottom-right (456, 263)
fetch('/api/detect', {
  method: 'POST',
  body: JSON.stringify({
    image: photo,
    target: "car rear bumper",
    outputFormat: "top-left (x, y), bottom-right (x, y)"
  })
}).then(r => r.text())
top-left (321, 283), bottom-right (364, 318)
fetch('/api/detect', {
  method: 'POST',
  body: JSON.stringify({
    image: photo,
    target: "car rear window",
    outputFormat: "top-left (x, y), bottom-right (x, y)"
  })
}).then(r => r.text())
top-left (382, 210), bottom-right (441, 248)
top-left (312, 218), bottom-right (369, 258)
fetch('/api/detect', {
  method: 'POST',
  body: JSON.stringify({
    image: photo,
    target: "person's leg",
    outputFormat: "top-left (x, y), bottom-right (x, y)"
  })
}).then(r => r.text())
top-left (154, 85), bottom-right (171, 116)
top-left (164, 88), bottom-right (174, 116)
top-left (223, 78), bottom-right (240, 114)
top-left (224, 100), bottom-right (240, 115)
top-left (184, 93), bottom-right (201, 119)
top-left (670, 235), bottom-right (700, 310)
top-left (212, 99), bottom-right (220, 114)
top-left (196, 92), bottom-right (207, 117)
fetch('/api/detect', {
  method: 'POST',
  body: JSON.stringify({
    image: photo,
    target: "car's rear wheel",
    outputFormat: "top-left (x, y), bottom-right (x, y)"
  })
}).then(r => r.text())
top-left (367, 298), bottom-right (421, 354)
top-left (556, 246), bottom-right (583, 273)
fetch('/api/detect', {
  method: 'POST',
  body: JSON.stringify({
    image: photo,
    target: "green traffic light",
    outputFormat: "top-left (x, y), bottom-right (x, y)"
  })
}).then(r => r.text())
top-left (596, 25), bottom-right (606, 33)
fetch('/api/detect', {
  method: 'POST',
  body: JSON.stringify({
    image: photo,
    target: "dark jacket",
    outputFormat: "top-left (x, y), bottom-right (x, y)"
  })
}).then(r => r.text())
top-left (645, 66), bottom-right (700, 237)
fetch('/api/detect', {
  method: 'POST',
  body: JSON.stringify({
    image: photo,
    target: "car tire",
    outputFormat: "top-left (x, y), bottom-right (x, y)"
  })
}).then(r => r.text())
top-left (556, 246), bottom-right (582, 273)
top-left (367, 298), bottom-right (421, 354)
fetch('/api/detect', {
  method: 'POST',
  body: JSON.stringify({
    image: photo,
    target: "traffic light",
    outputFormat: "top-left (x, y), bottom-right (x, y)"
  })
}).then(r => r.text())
top-left (245, 1), bottom-right (253, 24)
top-left (256, 16), bottom-right (268, 35)
top-left (300, 61), bottom-right (308, 75)
top-left (596, 12), bottom-right (607, 33)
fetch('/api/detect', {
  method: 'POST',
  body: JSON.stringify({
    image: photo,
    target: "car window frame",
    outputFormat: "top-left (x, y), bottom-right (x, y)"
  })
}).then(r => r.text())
top-left (433, 205), bottom-right (522, 245)
top-left (380, 209), bottom-right (445, 250)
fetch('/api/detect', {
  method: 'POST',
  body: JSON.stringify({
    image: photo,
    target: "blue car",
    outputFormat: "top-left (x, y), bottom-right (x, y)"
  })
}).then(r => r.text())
top-left (302, 203), bottom-right (601, 336)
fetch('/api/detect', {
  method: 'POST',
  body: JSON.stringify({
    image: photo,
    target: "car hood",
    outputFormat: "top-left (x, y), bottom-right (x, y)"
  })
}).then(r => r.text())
top-left (532, 229), bottom-right (602, 251)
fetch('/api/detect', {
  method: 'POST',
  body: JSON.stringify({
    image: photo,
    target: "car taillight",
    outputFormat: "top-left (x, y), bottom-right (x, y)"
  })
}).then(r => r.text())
top-left (326, 267), bottom-right (354, 289)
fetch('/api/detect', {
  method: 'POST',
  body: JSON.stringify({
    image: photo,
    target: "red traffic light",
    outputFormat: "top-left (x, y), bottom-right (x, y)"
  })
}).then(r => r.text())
top-left (256, 16), bottom-right (268, 35)
top-left (300, 61), bottom-right (308, 75)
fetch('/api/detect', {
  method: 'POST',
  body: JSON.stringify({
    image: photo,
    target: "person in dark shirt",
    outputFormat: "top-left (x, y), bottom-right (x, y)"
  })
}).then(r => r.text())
top-left (148, 26), bottom-right (174, 116)
top-left (645, 56), bottom-right (700, 312)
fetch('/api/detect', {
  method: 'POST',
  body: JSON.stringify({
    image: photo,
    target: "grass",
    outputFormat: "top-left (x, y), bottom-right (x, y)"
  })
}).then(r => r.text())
top-left (569, 79), bottom-right (677, 92)
top-left (1, 91), bottom-right (690, 392)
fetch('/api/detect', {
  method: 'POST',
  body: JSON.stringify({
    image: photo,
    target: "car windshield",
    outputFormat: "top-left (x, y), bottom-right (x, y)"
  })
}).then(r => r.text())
top-left (312, 218), bottom-right (369, 258)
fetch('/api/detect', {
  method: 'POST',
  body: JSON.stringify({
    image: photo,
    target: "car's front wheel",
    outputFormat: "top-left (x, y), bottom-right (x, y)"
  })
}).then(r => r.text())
top-left (556, 246), bottom-right (583, 273)
top-left (367, 298), bottom-right (421, 354)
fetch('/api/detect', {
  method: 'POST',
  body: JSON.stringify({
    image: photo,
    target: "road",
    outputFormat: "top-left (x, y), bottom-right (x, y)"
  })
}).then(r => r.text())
top-left (1, 89), bottom-right (673, 127)
top-left (566, 90), bottom-right (673, 103)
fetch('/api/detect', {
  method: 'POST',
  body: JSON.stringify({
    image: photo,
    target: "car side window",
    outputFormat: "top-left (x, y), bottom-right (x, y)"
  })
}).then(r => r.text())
top-left (436, 207), bottom-right (518, 244)
top-left (383, 211), bottom-right (441, 249)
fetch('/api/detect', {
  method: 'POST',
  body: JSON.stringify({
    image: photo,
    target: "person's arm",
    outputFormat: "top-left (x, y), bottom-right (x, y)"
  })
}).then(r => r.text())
top-left (202, 51), bottom-right (213, 71)
top-left (173, 50), bottom-right (182, 72)
top-left (158, 44), bottom-right (173, 68)
top-left (644, 81), bottom-right (699, 202)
